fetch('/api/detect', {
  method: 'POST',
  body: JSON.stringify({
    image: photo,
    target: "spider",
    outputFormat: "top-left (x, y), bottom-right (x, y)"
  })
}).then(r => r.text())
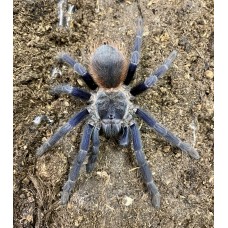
top-left (36, 18), bottom-right (199, 208)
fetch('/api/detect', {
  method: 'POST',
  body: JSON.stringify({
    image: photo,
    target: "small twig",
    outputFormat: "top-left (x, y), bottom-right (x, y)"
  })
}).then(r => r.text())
top-left (33, 115), bottom-right (53, 125)
top-left (58, 0), bottom-right (68, 27)
top-left (57, 0), bottom-right (76, 28)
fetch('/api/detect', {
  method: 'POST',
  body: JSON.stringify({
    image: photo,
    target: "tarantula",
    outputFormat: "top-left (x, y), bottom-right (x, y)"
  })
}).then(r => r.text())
top-left (36, 18), bottom-right (199, 208)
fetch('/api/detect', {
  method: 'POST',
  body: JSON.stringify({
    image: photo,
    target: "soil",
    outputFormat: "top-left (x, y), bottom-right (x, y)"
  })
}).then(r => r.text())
top-left (13, 0), bottom-right (214, 227)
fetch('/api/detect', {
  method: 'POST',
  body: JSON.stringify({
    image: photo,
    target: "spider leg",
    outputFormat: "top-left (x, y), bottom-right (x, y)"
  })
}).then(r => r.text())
top-left (130, 51), bottom-right (177, 96)
top-left (136, 108), bottom-right (200, 159)
top-left (86, 126), bottom-right (100, 173)
top-left (119, 126), bottom-right (129, 146)
top-left (51, 84), bottom-right (91, 100)
top-left (58, 53), bottom-right (97, 90)
top-left (130, 122), bottom-right (160, 208)
top-left (124, 18), bottom-right (143, 85)
top-left (36, 109), bottom-right (89, 156)
top-left (61, 124), bottom-right (94, 204)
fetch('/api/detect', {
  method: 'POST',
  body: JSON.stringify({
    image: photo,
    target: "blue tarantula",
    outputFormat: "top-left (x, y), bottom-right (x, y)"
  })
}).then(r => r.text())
top-left (36, 18), bottom-right (199, 208)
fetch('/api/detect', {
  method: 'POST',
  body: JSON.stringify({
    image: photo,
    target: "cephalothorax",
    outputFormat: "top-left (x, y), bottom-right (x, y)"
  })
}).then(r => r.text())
top-left (36, 18), bottom-right (199, 208)
top-left (94, 90), bottom-right (129, 136)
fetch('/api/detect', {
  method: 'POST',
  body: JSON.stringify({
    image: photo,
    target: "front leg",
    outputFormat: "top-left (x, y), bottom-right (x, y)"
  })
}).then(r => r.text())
top-left (119, 126), bottom-right (129, 146)
top-left (86, 126), bottom-right (100, 173)
top-left (130, 122), bottom-right (160, 208)
top-left (61, 124), bottom-right (94, 204)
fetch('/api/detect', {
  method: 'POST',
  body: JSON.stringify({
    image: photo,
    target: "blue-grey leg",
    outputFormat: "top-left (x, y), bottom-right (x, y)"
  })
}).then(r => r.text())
top-left (36, 109), bottom-right (89, 156)
top-left (51, 84), bottom-right (91, 100)
top-left (86, 127), bottom-right (100, 173)
top-left (119, 126), bottom-right (129, 146)
top-left (130, 123), bottom-right (160, 208)
top-left (136, 108), bottom-right (200, 159)
top-left (124, 18), bottom-right (143, 85)
top-left (61, 124), bottom-right (94, 204)
top-left (58, 53), bottom-right (97, 90)
top-left (130, 51), bottom-right (177, 96)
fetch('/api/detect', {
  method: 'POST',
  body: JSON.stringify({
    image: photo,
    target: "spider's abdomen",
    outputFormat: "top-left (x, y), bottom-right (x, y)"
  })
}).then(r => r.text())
top-left (89, 45), bottom-right (128, 88)
top-left (95, 91), bottom-right (128, 136)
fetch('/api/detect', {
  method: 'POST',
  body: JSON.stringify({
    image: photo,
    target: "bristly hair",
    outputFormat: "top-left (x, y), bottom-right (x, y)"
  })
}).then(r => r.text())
top-left (89, 41), bottom-right (128, 89)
